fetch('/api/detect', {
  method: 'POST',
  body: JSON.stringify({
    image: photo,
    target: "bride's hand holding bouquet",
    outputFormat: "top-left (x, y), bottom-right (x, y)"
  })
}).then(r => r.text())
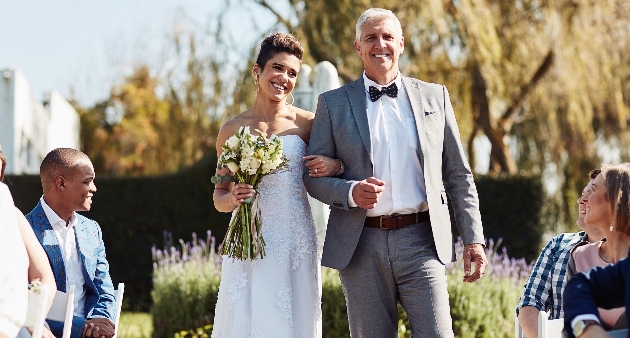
top-left (212, 126), bottom-right (288, 260)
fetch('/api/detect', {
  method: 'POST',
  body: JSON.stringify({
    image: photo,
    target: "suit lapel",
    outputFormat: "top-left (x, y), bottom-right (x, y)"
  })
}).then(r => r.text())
top-left (74, 217), bottom-right (93, 283)
top-left (346, 78), bottom-right (372, 162)
top-left (402, 77), bottom-right (426, 169)
top-left (31, 202), bottom-right (68, 292)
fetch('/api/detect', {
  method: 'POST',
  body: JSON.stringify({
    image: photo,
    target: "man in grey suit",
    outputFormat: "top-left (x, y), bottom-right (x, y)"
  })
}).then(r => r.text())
top-left (303, 8), bottom-right (488, 337)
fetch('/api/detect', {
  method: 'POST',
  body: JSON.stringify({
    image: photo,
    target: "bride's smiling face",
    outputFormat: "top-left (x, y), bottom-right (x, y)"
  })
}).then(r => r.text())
top-left (253, 52), bottom-right (301, 103)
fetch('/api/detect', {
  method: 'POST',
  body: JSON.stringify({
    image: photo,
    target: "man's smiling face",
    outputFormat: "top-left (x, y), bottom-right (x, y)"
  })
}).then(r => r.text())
top-left (355, 17), bottom-right (404, 84)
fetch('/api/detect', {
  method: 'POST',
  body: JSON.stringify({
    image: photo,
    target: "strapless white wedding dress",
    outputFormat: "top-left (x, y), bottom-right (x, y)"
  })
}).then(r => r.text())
top-left (211, 135), bottom-right (322, 338)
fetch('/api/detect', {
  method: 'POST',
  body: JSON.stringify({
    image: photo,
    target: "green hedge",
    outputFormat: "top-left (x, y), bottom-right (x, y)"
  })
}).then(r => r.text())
top-left (474, 175), bottom-right (544, 262)
top-left (6, 160), bottom-right (543, 311)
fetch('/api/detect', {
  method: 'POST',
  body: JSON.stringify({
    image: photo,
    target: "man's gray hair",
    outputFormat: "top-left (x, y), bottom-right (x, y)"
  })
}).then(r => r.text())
top-left (355, 8), bottom-right (403, 41)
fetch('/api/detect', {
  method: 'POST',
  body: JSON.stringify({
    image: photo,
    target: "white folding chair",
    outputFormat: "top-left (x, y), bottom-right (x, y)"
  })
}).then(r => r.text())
top-left (538, 310), bottom-right (565, 338)
top-left (609, 329), bottom-right (629, 338)
top-left (515, 311), bottom-right (526, 338)
top-left (112, 283), bottom-right (125, 337)
top-left (47, 285), bottom-right (76, 338)
top-left (24, 284), bottom-right (51, 338)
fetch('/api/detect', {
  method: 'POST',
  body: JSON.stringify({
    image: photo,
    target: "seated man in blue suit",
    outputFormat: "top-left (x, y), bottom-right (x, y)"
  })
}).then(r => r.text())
top-left (26, 148), bottom-right (115, 338)
top-left (564, 255), bottom-right (630, 338)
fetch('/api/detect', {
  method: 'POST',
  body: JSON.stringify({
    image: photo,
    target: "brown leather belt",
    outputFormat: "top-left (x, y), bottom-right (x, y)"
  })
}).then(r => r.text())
top-left (364, 211), bottom-right (430, 230)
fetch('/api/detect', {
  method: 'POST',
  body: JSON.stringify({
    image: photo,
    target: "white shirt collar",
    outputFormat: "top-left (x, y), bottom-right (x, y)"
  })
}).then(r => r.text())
top-left (40, 196), bottom-right (78, 228)
top-left (362, 72), bottom-right (402, 91)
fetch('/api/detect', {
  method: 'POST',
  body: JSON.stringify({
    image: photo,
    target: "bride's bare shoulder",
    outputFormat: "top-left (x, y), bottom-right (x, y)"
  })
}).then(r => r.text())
top-left (216, 114), bottom-right (251, 148)
top-left (291, 105), bottom-right (315, 122)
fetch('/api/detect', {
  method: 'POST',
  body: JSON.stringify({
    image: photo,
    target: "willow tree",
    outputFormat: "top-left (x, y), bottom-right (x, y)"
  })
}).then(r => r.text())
top-left (242, 0), bottom-right (630, 228)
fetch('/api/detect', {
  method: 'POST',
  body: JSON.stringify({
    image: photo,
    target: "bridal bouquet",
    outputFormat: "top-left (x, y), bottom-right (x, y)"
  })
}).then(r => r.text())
top-left (212, 126), bottom-right (288, 260)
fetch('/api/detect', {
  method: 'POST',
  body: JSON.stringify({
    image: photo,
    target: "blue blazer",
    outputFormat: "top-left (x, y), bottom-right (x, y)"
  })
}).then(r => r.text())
top-left (563, 251), bottom-right (630, 338)
top-left (26, 201), bottom-right (115, 338)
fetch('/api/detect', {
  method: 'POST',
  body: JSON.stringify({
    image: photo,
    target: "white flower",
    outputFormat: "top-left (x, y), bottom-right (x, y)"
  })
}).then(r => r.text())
top-left (227, 162), bottom-right (240, 173)
top-left (240, 159), bottom-right (251, 171)
top-left (29, 278), bottom-right (42, 294)
top-left (226, 135), bottom-right (239, 149)
top-left (249, 158), bottom-right (261, 170)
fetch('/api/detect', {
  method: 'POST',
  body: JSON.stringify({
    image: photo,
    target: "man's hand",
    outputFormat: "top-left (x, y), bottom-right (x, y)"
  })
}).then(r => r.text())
top-left (462, 243), bottom-right (488, 283)
top-left (352, 177), bottom-right (385, 209)
top-left (83, 318), bottom-right (116, 338)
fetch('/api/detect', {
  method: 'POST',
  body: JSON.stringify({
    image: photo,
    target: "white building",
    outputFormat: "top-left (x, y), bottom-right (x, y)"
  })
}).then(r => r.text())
top-left (0, 68), bottom-right (80, 174)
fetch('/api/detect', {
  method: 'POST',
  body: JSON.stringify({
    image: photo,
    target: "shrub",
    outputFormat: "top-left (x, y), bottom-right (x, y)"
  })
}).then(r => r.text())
top-left (151, 232), bottom-right (222, 338)
top-left (152, 233), bottom-right (532, 338)
top-left (475, 175), bottom-right (545, 262)
top-left (444, 238), bottom-right (532, 338)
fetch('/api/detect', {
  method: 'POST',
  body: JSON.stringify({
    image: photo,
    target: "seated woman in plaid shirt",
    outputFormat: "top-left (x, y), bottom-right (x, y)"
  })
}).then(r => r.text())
top-left (516, 169), bottom-right (604, 338)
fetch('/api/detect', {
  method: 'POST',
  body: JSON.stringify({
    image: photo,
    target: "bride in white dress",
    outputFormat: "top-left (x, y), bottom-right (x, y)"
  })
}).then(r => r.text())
top-left (211, 33), bottom-right (342, 338)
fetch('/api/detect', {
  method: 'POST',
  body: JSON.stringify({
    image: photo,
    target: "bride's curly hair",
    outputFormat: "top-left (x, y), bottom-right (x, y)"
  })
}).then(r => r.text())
top-left (255, 32), bottom-right (304, 70)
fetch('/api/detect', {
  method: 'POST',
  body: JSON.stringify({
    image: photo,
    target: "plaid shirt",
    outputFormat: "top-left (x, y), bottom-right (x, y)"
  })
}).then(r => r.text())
top-left (516, 232), bottom-right (587, 319)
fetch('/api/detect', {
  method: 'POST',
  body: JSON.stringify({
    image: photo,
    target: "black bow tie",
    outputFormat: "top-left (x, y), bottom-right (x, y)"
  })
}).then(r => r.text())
top-left (368, 83), bottom-right (398, 102)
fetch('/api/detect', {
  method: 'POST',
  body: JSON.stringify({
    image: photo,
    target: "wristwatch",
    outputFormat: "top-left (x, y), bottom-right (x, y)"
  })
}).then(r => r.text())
top-left (573, 319), bottom-right (600, 337)
top-left (335, 159), bottom-right (345, 176)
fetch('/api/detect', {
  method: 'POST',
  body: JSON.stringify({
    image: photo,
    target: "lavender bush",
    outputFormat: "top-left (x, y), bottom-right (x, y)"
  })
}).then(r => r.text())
top-left (442, 237), bottom-right (533, 338)
top-left (151, 231), bottom-right (222, 338)
top-left (152, 233), bottom-right (533, 338)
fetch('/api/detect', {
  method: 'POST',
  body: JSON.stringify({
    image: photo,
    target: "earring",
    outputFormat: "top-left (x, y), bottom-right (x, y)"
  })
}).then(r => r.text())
top-left (286, 93), bottom-right (295, 105)
top-left (253, 74), bottom-right (259, 92)
top-left (610, 224), bottom-right (614, 232)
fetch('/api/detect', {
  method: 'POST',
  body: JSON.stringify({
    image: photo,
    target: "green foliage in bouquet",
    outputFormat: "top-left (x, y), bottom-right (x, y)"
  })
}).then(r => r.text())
top-left (211, 126), bottom-right (288, 260)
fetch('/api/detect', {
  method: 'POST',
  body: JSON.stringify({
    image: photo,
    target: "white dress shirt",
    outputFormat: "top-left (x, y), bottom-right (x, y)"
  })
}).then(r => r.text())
top-left (348, 72), bottom-right (428, 216)
top-left (0, 183), bottom-right (28, 337)
top-left (41, 197), bottom-right (87, 317)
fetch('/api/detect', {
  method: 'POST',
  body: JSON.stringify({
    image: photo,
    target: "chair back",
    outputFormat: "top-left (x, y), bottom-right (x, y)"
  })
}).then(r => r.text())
top-left (538, 310), bottom-right (565, 338)
top-left (47, 285), bottom-right (76, 338)
top-left (24, 284), bottom-right (51, 338)
top-left (112, 283), bottom-right (125, 337)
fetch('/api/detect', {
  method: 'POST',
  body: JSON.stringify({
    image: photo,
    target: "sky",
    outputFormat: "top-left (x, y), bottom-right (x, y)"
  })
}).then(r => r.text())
top-left (0, 0), bottom-right (279, 106)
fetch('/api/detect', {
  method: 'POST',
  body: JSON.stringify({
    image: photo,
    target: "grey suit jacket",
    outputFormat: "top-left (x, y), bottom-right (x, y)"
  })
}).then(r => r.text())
top-left (303, 76), bottom-right (484, 270)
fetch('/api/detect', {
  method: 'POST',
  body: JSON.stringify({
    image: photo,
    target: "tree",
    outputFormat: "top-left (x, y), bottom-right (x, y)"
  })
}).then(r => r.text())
top-left (244, 0), bottom-right (630, 229)
top-left (77, 33), bottom-right (231, 176)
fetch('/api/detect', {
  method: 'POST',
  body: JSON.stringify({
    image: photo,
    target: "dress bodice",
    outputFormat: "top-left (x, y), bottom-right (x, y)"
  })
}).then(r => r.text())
top-left (257, 134), bottom-right (308, 196)
top-left (255, 135), bottom-right (317, 269)
top-left (213, 135), bottom-right (322, 338)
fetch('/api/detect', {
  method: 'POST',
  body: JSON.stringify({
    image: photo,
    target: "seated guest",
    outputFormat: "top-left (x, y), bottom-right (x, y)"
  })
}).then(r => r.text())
top-left (567, 164), bottom-right (630, 330)
top-left (0, 182), bottom-right (29, 338)
top-left (1, 146), bottom-right (57, 338)
top-left (564, 251), bottom-right (630, 338)
top-left (26, 148), bottom-right (116, 338)
top-left (516, 170), bottom-right (605, 337)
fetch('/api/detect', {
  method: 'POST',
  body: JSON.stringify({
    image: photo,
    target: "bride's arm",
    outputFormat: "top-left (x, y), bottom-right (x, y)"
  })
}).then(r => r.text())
top-left (303, 155), bottom-right (343, 177)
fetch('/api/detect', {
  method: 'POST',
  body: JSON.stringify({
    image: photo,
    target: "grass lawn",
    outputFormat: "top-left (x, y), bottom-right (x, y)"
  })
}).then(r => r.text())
top-left (117, 312), bottom-right (152, 338)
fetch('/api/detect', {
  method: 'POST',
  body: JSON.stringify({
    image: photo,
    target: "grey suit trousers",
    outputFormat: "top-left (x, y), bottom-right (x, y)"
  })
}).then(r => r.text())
top-left (339, 222), bottom-right (454, 338)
